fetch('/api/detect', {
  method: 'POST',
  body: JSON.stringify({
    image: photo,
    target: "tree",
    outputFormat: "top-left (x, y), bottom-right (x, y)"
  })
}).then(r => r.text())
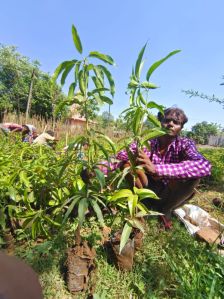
top-left (0, 44), bottom-right (67, 122)
top-left (188, 121), bottom-right (221, 144)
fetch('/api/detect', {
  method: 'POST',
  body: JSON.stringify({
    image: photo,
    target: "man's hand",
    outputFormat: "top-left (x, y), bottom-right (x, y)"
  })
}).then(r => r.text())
top-left (121, 161), bottom-right (148, 188)
top-left (137, 149), bottom-right (156, 175)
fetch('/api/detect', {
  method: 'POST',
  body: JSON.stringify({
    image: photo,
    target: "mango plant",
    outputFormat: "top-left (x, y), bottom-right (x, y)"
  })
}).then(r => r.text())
top-left (52, 25), bottom-right (117, 243)
top-left (109, 187), bottom-right (160, 252)
top-left (53, 24), bottom-right (115, 131)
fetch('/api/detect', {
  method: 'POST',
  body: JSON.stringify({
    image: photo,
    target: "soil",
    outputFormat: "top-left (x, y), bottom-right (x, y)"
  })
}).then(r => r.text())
top-left (66, 240), bottom-right (96, 293)
top-left (109, 231), bottom-right (135, 271)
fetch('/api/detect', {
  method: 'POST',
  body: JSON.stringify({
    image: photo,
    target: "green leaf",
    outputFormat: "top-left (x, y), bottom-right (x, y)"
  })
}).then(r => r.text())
top-left (134, 187), bottom-right (159, 199)
top-left (68, 82), bottom-right (77, 98)
top-left (135, 43), bottom-right (147, 79)
top-left (63, 195), bottom-right (80, 224)
top-left (89, 51), bottom-right (115, 65)
top-left (98, 65), bottom-right (115, 96)
top-left (119, 222), bottom-right (132, 253)
top-left (146, 49), bottom-right (181, 81)
top-left (19, 171), bottom-right (30, 188)
top-left (146, 101), bottom-right (165, 114)
top-left (141, 128), bottom-right (165, 143)
top-left (128, 79), bottom-right (139, 89)
top-left (72, 24), bottom-right (83, 54)
top-left (89, 200), bottom-right (104, 225)
top-left (146, 113), bottom-right (161, 127)
top-left (110, 189), bottom-right (133, 201)
top-left (127, 219), bottom-right (145, 232)
top-left (140, 81), bottom-right (158, 89)
top-left (78, 198), bottom-right (88, 226)
top-left (78, 70), bottom-right (86, 95)
top-left (94, 168), bottom-right (105, 189)
top-left (60, 60), bottom-right (77, 85)
top-left (128, 194), bottom-right (138, 217)
top-left (99, 95), bottom-right (113, 105)
top-left (133, 107), bottom-right (145, 135)
top-left (52, 60), bottom-right (74, 82)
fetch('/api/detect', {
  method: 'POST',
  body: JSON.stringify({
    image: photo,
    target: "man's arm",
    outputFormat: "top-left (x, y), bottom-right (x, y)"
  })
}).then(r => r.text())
top-left (137, 140), bottom-right (211, 179)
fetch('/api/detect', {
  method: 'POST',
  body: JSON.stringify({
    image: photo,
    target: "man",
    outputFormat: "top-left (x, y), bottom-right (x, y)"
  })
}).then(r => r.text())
top-left (33, 130), bottom-right (58, 148)
top-left (116, 107), bottom-right (211, 228)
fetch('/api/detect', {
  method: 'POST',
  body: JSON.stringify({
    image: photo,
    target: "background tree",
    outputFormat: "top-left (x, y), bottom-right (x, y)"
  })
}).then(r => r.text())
top-left (0, 44), bottom-right (67, 122)
top-left (187, 121), bottom-right (221, 144)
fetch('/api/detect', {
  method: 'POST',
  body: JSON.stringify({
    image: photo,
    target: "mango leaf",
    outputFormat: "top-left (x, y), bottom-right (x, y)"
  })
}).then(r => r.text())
top-left (119, 222), bottom-right (132, 253)
top-left (72, 24), bottom-right (83, 54)
top-left (128, 79), bottom-right (139, 89)
top-left (133, 107), bottom-right (145, 135)
top-left (146, 101), bottom-right (165, 113)
top-left (68, 82), bottom-right (77, 98)
top-left (110, 189), bottom-right (133, 201)
top-left (140, 128), bottom-right (165, 143)
top-left (135, 43), bottom-right (147, 79)
top-left (134, 187), bottom-right (159, 199)
top-left (146, 113), bottom-right (161, 127)
top-left (89, 200), bottom-right (104, 225)
top-left (98, 65), bottom-right (115, 96)
top-left (140, 81), bottom-right (158, 89)
top-left (93, 66), bottom-right (104, 85)
top-left (99, 95), bottom-right (113, 105)
top-left (19, 171), bottom-right (30, 188)
top-left (95, 131), bottom-right (116, 154)
top-left (92, 76), bottom-right (104, 90)
top-left (61, 60), bottom-right (77, 85)
top-left (89, 51), bottom-right (115, 65)
top-left (62, 195), bottom-right (80, 224)
top-left (52, 60), bottom-right (74, 82)
top-left (94, 168), bottom-right (105, 189)
top-left (127, 194), bottom-right (138, 218)
top-left (78, 70), bottom-right (86, 95)
top-left (127, 219), bottom-right (145, 232)
top-left (146, 49), bottom-right (181, 81)
top-left (78, 198), bottom-right (88, 225)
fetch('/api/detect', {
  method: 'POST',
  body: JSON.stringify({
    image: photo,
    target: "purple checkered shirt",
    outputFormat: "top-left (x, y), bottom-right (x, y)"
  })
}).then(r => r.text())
top-left (114, 137), bottom-right (211, 184)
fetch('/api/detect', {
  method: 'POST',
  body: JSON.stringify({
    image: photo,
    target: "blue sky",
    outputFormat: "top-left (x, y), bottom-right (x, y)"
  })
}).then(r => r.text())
top-left (1, 0), bottom-right (224, 129)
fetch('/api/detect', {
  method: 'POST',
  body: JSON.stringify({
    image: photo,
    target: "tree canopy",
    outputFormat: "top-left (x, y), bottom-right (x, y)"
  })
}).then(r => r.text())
top-left (0, 44), bottom-right (67, 122)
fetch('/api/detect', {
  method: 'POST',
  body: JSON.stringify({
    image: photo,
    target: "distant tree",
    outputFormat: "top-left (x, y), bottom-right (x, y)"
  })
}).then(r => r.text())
top-left (0, 44), bottom-right (66, 122)
top-left (188, 121), bottom-right (221, 144)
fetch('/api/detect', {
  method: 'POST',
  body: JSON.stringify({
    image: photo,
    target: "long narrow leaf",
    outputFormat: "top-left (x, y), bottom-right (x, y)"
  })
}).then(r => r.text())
top-left (72, 24), bottom-right (83, 54)
top-left (89, 51), bottom-right (115, 65)
top-left (146, 49), bottom-right (181, 81)
top-left (89, 200), bottom-right (104, 225)
top-left (119, 222), bottom-right (132, 253)
top-left (78, 198), bottom-right (88, 225)
top-left (135, 43), bottom-right (147, 79)
top-left (98, 65), bottom-right (115, 96)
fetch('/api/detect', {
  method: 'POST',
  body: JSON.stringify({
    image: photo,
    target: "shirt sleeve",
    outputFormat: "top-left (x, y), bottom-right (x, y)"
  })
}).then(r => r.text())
top-left (43, 133), bottom-right (55, 141)
top-left (155, 139), bottom-right (212, 179)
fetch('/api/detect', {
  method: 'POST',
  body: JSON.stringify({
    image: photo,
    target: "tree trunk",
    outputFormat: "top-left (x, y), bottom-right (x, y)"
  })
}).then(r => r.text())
top-left (25, 69), bottom-right (36, 123)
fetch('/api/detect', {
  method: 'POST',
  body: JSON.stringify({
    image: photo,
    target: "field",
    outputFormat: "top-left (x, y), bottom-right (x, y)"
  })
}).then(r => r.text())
top-left (0, 130), bottom-right (224, 299)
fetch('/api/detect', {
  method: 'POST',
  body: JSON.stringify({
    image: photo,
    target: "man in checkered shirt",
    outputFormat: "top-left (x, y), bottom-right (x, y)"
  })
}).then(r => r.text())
top-left (115, 107), bottom-right (211, 225)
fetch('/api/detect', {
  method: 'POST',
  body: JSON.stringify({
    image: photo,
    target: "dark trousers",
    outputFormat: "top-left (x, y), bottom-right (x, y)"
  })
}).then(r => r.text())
top-left (143, 176), bottom-right (200, 218)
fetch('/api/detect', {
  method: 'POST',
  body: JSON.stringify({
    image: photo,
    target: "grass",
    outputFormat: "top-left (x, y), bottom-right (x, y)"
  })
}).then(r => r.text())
top-left (10, 187), bottom-right (224, 299)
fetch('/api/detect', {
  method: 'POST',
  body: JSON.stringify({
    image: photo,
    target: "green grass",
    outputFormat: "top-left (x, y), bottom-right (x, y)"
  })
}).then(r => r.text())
top-left (12, 210), bottom-right (224, 299)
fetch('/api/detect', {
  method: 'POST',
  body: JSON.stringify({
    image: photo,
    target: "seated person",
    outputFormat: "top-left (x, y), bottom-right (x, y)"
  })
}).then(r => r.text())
top-left (33, 130), bottom-right (58, 148)
top-left (113, 107), bottom-right (211, 226)
top-left (21, 124), bottom-right (34, 143)
top-left (0, 123), bottom-right (22, 133)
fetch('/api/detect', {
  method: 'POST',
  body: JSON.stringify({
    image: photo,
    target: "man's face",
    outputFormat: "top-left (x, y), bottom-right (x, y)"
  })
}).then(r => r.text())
top-left (161, 112), bottom-right (183, 136)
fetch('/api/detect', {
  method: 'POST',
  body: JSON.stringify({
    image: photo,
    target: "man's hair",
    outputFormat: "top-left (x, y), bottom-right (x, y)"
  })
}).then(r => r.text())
top-left (46, 130), bottom-right (54, 137)
top-left (158, 107), bottom-right (188, 127)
